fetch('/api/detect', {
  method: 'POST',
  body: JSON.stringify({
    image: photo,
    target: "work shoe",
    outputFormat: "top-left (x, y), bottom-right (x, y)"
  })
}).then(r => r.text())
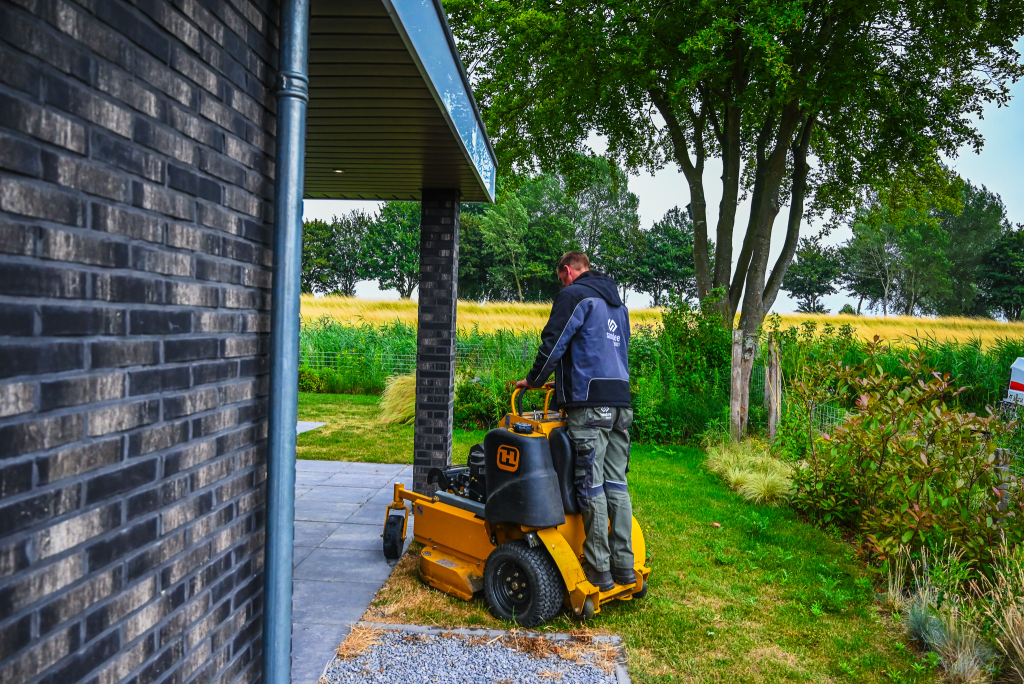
top-left (611, 567), bottom-right (636, 586)
top-left (581, 560), bottom-right (615, 592)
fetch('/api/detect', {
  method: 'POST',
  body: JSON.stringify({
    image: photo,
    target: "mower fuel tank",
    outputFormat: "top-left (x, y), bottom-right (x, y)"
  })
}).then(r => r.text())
top-left (484, 426), bottom-right (565, 529)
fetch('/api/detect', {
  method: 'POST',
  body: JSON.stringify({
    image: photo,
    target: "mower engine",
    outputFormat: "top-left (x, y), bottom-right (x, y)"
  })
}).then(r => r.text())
top-left (426, 445), bottom-right (487, 503)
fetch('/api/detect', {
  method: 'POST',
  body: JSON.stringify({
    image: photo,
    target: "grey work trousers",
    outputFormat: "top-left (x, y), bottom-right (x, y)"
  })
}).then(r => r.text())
top-left (566, 406), bottom-right (634, 572)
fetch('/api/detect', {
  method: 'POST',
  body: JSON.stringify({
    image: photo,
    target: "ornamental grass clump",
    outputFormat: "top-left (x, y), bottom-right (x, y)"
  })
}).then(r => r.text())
top-left (889, 546), bottom-right (1003, 684)
top-left (705, 439), bottom-right (793, 505)
top-left (378, 374), bottom-right (416, 425)
top-left (984, 548), bottom-right (1024, 682)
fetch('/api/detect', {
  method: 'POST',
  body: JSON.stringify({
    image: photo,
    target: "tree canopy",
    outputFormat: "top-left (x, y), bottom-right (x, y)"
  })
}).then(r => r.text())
top-left (364, 202), bottom-right (421, 299)
top-left (446, 0), bottom-right (1024, 333)
top-left (781, 235), bottom-right (840, 313)
top-left (301, 211), bottom-right (370, 296)
top-left (839, 181), bottom-right (1012, 317)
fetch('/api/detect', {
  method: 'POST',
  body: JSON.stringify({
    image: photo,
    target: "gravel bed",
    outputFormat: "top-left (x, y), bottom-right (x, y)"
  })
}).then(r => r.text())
top-left (319, 629), bottom-right (620, 684)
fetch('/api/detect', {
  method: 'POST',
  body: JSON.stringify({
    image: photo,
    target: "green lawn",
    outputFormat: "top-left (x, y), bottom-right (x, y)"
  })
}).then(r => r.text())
top-left (297, 392), bottom-right (488, 463)
top-left (300, 393), bottom-right (938, 683)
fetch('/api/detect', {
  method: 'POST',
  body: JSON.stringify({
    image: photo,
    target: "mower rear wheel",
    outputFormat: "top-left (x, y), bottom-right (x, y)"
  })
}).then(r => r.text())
top-left (633, 577), bottom-right (648, 600)
top-left (382, 514), bottom-right (405, 560)
top-left (483, 540), bottom-right (563, 627)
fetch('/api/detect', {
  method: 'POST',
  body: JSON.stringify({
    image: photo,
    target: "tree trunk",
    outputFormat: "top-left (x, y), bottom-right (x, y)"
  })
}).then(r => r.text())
top-left (857, 296), bottom-right (863, 315)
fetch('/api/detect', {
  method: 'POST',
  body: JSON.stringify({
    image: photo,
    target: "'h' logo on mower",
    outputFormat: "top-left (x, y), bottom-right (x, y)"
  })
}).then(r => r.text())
top-left (497, 445), bottom-right (520, 472)
top-left (607, 319), bottom-right (617, 333)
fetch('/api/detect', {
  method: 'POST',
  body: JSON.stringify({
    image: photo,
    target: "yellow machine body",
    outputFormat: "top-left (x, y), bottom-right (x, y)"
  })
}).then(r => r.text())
top-left (385, 388), bottom-right (650, 617)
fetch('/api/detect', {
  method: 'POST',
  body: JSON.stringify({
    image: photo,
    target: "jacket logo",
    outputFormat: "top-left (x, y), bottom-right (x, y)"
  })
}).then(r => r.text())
top-left (606, 318), bottom-right (621, 347)
top-left (497, 445), bottom-right (520, 472)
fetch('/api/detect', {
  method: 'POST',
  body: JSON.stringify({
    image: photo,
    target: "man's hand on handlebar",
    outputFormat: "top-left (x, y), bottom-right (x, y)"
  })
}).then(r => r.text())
top-left (514, 379), bottom-right (554, 389)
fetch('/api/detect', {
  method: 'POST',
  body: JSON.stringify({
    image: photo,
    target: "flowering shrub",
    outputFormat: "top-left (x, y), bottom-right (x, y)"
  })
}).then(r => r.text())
top-left (791, 342), bottom-right (1021, 573)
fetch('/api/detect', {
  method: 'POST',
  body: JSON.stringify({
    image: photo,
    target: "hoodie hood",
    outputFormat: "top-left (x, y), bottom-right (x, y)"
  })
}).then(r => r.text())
top-left (571, 270), bottom-right (623, 307)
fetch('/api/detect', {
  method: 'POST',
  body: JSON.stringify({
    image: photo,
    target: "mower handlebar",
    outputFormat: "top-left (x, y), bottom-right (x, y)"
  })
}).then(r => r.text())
top-left (511, 384), bottom-right (555, 417)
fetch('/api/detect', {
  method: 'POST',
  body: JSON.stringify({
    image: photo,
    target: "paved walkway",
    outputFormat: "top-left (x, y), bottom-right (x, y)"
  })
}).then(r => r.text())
top-left (291, 460), bottom-right (412, 683)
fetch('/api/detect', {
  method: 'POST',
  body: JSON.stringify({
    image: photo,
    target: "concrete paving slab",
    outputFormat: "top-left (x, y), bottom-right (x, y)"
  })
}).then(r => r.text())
top-left (294, 500), bottom-right (359, 523)
top-left (298, 486), bottom-right (377, 504)
top-left (293, 521), bottom-right (342, 547)
top-left (340, 462), bottom-right (405, 475)
top-left (297, 421), bottom-right (327, 434)
top-left (292, 623), bottom-right (351, 684)
top-left (295, 472), bottom-right (335, 487)
top-left (344, 502), bottom-right (393, 525)
top-left (293, 548), bottom-right (394, 584)
top-left (320, 534), bottom-right (385, 552)
top-left (319, 473), bottom-right (394, 489)
top-left (291, 460), bottom-right (416, 683)
top-left (292, 580), bottom-right (379, 625)
top-left (293, 545), bottom-right (315, 568)
top-left (296, 460), bottom-right (347, 472)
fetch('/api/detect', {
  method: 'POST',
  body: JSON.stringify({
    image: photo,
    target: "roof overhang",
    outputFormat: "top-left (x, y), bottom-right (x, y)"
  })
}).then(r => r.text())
top-left (304, 0), bottom-right (496, 202)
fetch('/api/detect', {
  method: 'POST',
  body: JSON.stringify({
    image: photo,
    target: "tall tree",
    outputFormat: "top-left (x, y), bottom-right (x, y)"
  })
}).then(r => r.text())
top-left (480, 195), bottom-right (536, 302)
top-left (364, 202), bottom-right (421, 299)
top-left (632, 206), bottom-right (699, 306)
top-left (978, 224), bottom-right (1024, 321)
top-left (840, 217), bottom-right (903, 317)
top-left (446, 0), bottom-right (1023, 338)
top-left (564, 156), bottom-right (640, 271)
top-left (840, 208), bottom-right (952, 316)
top-left (781, 235), bottom-right (840, 313)
top-left (930, 182), bottom-right (1011, 317)
top-left (301, 211), bottom-right (371, 296)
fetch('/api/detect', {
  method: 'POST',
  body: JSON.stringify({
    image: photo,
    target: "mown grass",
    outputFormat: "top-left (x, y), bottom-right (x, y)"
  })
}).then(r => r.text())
top-left (300, 393), bottom-right (941, 683)
top-left (296, 392), bottom-right (487, 463)
top-left (301, 294), bottom-right (1024, 346)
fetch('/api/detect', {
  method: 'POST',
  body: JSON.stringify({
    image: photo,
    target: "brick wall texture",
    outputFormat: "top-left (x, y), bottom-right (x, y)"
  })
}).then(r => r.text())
top-left (0, 0), bottom-right (278, 683)
top-left (413, 190), bottom-right (459, 495)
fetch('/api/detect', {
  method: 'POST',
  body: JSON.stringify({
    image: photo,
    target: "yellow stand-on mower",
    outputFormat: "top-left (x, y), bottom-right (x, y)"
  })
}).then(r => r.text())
top-left (382, 387), bottom-right (650, 627)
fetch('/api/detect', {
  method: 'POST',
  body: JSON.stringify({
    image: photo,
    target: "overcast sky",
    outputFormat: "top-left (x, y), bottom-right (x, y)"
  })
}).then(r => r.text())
top-left (304, 72), bottom-right (1023, 312)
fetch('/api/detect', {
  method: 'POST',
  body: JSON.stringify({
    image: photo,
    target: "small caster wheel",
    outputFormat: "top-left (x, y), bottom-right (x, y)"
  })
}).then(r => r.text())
top-left (577, 597), bottom-right (596, 622)
top-left (382, 514), bottom-right (405, 560)
top-left (633, 578), bottom-right (648, 600)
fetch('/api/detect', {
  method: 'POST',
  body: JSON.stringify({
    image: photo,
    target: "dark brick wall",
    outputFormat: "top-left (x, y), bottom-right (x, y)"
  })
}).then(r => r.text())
top-left (0, 0), bottom-right (277, 683)
top-left (413, 190), bottom-right (460, 495)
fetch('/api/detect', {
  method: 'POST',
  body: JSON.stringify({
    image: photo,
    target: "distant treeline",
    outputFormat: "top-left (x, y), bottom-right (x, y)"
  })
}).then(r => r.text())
top-left (302, 164), bottom-right (1023, 321)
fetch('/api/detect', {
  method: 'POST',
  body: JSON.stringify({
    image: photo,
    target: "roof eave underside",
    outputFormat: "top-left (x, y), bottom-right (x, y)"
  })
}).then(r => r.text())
top-left (304, 0), bottom-right (495, 203)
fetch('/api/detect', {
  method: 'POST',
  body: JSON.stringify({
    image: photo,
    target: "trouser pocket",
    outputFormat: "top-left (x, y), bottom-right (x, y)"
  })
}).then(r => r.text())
top-left (572, 437), bottom-right (597, 512)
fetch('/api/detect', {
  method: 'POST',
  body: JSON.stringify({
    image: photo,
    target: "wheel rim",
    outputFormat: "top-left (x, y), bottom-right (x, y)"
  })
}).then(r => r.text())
top-left (492, 559), bottom-right (532, 614)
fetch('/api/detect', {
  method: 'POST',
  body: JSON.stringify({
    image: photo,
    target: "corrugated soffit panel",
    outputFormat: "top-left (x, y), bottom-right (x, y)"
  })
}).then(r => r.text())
top-left (305, 0), bottom-right (496, 202)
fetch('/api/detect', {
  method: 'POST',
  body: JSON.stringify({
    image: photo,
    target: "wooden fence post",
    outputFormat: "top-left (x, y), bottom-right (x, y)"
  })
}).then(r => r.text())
top-left (739, 333), bottom-right (758, 438)
top-left (730, 329), bottom-right (743, 442)
top-left (765, 335), bottom-right (781, 440)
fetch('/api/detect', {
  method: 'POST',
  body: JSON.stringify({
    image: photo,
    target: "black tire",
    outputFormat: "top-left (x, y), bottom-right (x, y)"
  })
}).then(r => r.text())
top-left (483, 540), bottom-right (563, 627)
top-left (382, 514), bottom-right (405, 560)
top-left (633, 577), bottom-right (648, 600)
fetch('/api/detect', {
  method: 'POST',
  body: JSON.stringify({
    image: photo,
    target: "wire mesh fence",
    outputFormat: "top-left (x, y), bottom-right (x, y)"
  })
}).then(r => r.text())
top-left (301, 344), bottom-right (854, 437)
top-left (299, 345), bottom-right (534, 379)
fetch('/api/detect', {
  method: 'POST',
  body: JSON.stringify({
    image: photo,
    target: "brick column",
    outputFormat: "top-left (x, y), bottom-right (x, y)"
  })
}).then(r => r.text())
top-left (413, 190), bottom-right (461, 494)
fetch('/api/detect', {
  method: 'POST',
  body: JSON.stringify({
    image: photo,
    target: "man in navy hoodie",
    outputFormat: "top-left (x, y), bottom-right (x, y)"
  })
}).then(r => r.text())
top-left (515, 251), bottom-right (634, 591)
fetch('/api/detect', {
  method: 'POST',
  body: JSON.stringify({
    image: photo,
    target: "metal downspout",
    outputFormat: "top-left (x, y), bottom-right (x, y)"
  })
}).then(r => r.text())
top-left (264, 0), bottom-right (309, 681)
